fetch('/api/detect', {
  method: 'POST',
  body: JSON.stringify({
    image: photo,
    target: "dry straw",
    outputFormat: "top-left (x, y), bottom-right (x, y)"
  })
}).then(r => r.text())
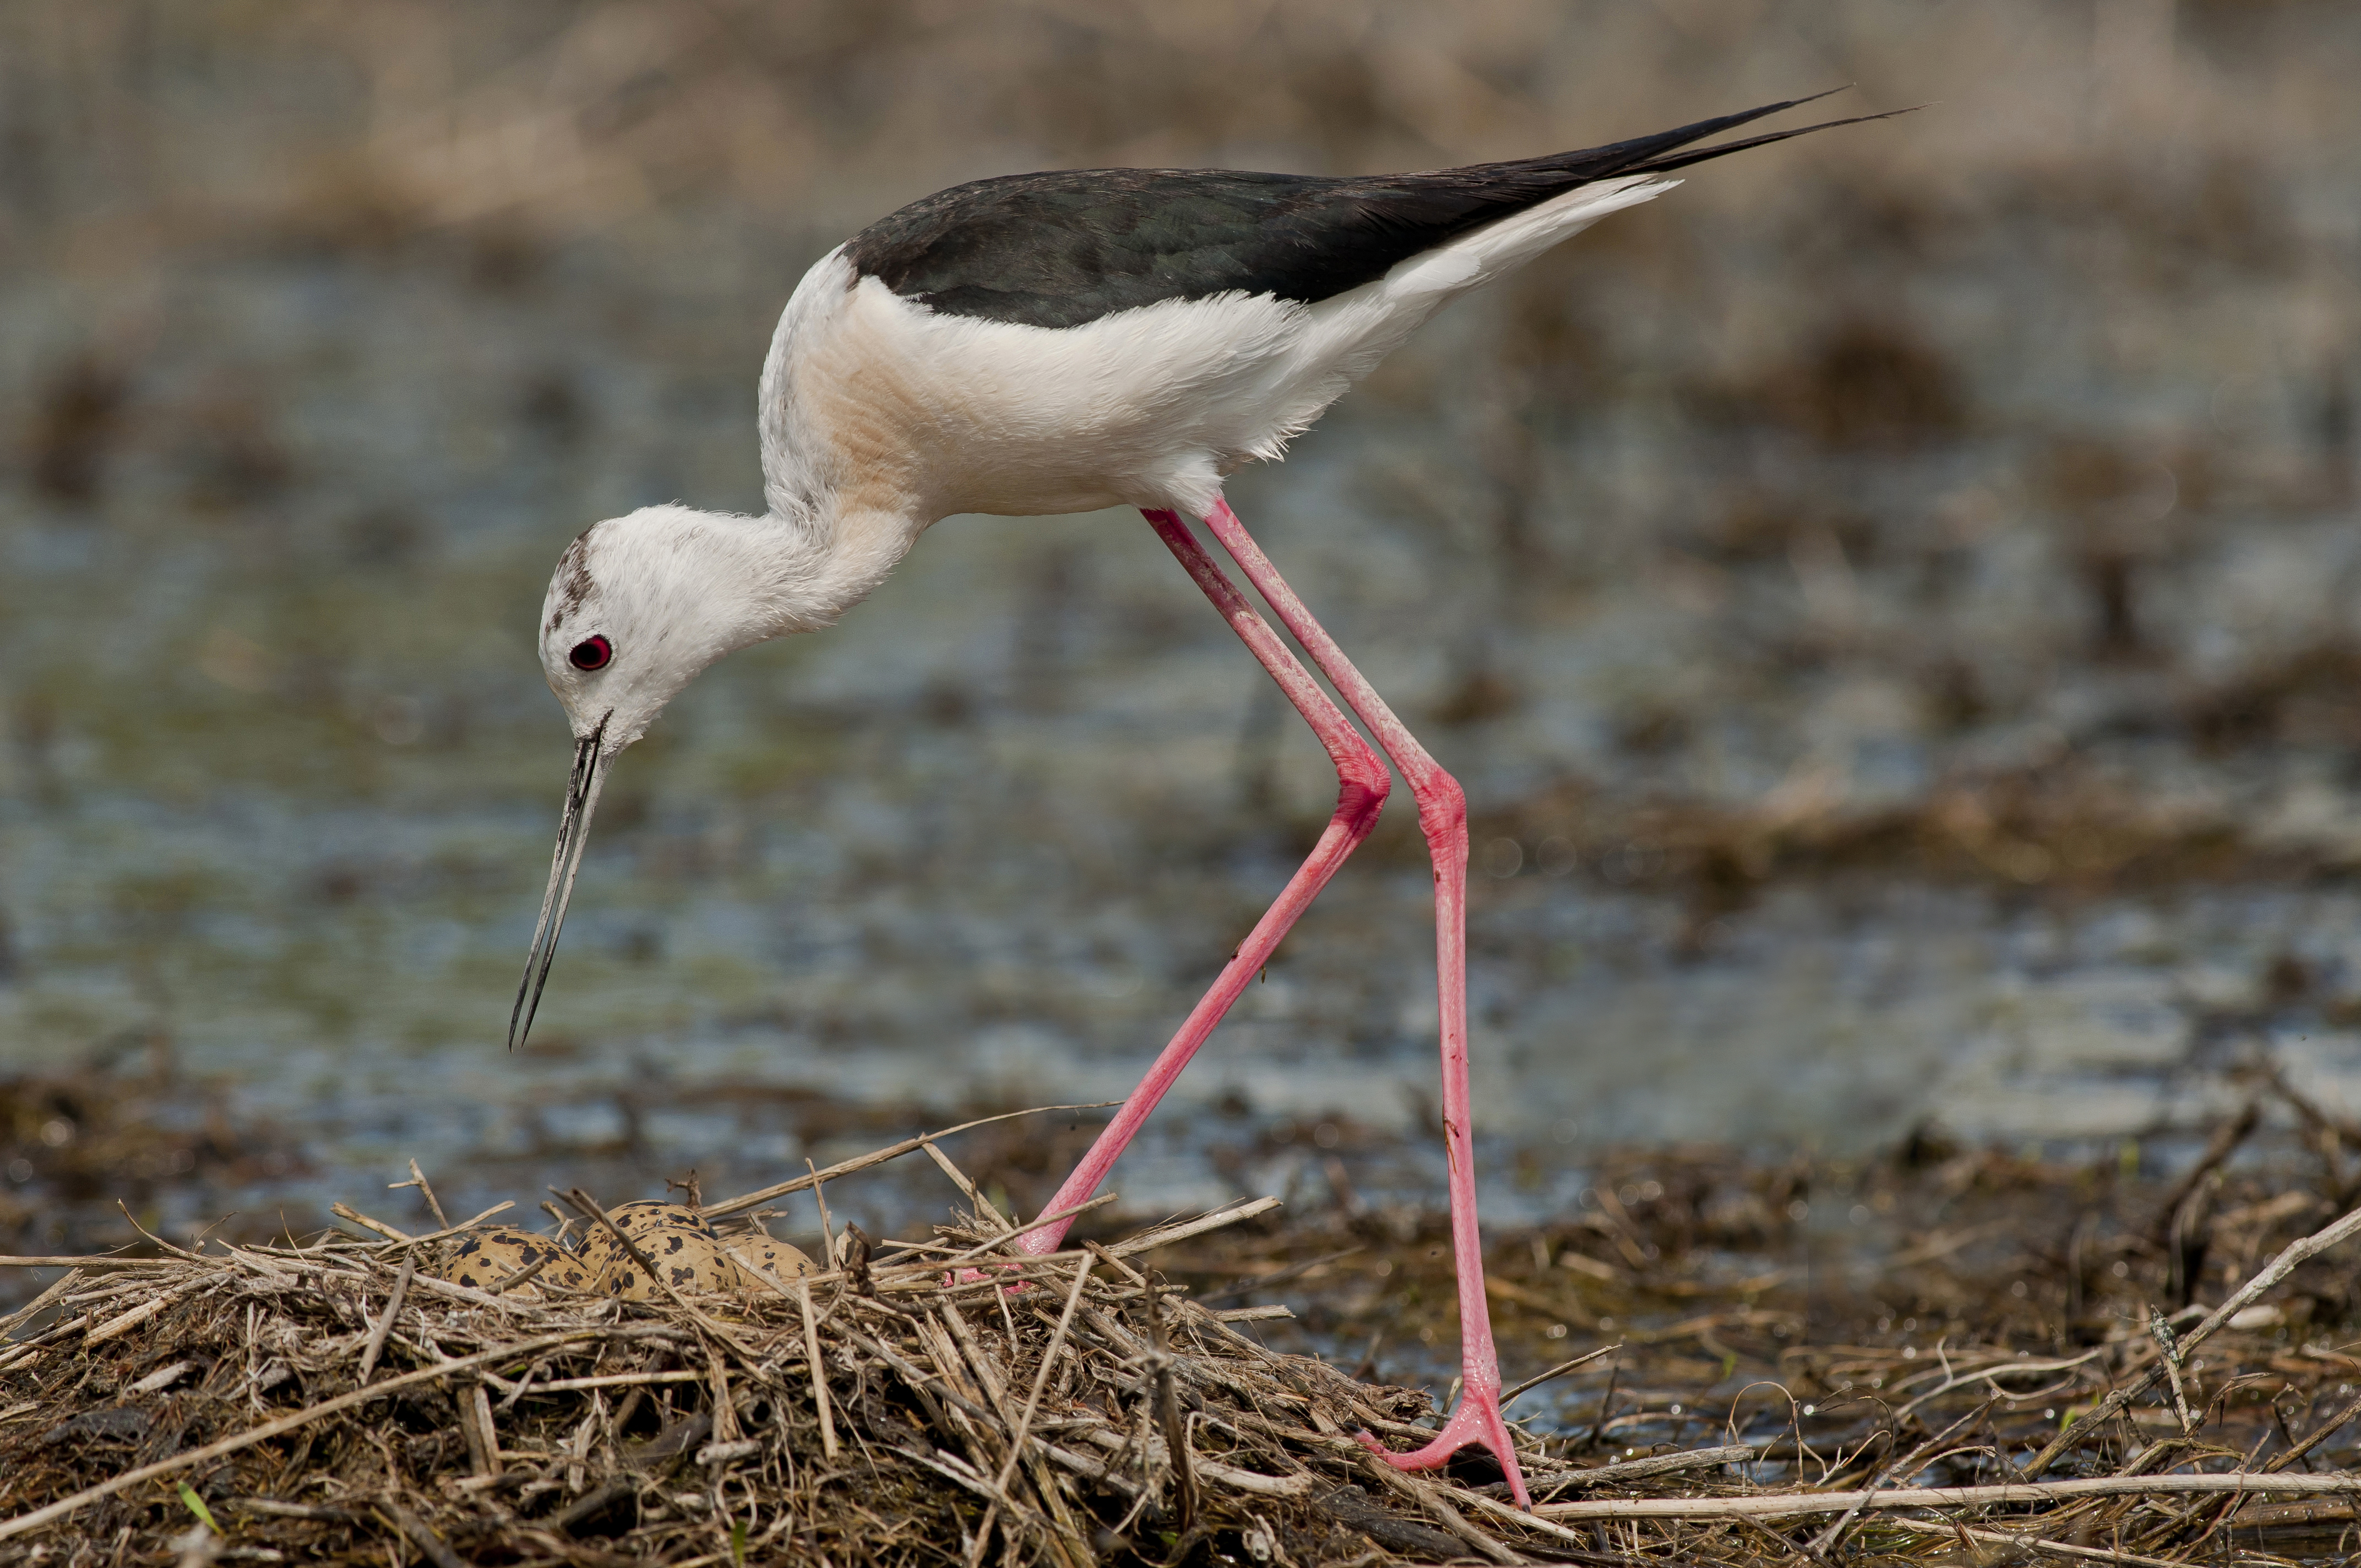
top-left (6, 1114), bottom-right (2361, 1564)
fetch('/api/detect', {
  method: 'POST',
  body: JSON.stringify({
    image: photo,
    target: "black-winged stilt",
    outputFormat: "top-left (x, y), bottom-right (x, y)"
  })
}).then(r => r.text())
top-left (511, 92), bottom-right (1892, 1506)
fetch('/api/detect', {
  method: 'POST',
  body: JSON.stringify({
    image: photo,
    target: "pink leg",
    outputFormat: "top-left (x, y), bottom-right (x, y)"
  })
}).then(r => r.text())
top-left (1198, 498), bottom-right (1528, 1509)
top-left (1018, 508), bottom-right (1390, 1254)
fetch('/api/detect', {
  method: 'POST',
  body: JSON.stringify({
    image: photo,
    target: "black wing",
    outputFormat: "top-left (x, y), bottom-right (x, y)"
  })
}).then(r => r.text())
top-left (842, 93), bottom-right (1895, 329)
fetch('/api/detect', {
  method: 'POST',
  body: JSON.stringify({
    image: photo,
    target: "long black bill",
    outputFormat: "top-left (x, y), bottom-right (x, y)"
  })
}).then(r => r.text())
top-left (508, 717), bottom-right (610, 1051)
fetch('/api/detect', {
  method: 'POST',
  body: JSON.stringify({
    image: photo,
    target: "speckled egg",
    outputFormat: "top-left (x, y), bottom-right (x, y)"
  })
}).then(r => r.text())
top-left (576, 1201), bottom-right (744, 1300)
top-left (720, 1233), bottom-right (816, 1288)
top-left (437, 1226), bottom-right (593, 1298)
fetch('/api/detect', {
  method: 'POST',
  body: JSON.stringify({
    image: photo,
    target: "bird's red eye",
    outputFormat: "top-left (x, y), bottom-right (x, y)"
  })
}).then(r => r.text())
top-left (568, 635), bottom-right (612, 672)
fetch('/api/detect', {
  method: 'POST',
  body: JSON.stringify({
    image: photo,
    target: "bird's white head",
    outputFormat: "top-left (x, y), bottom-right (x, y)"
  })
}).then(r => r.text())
top-left (535, 503), bottom-right (789, 753)
top-left (511, 501), bottom-right (824, 1048)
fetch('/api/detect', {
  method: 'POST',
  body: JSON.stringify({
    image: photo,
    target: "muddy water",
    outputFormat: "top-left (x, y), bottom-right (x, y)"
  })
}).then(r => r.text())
top-left (5, 378), bottom-right (2358, 1241)
top-left (5, 3), bottom-right (2361, 1246)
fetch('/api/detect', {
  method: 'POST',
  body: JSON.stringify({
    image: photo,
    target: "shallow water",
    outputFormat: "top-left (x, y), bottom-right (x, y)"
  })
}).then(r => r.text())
top-left (4, 1), bottom-right (2361, 1243)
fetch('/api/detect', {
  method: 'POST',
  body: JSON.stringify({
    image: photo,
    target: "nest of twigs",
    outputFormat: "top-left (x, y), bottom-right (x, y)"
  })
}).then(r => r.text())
top-left (8, 1109), bottom-right (2361, 1565)
top-left (0, 1155), bottom-right (1567, 1567)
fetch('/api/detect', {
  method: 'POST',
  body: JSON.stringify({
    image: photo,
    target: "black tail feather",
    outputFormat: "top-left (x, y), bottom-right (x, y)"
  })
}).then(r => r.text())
top-left (1615, 105), bottom-right (1924, 179)
top-left (1484, 86), bottom-right (1860, 184)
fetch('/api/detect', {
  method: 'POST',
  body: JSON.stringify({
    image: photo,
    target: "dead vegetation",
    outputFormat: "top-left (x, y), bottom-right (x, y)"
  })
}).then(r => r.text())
top-left (1478, 745), bottom-right (2351, 943)
top-left (8, 1088), bottom-right (2361, 1565)
top-left (0, 1148), bottom-right (1569, 1567)
top-left (0, 1049), bottom-right (309, 1266)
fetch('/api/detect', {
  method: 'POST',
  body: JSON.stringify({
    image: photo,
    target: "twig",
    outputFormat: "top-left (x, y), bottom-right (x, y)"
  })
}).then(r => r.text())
top-left (324, 1201), bottom-right (510, 1253)
top-left (554, 1186), bottom-right (758, 1361)
top-left (481, 1369), bottom-right (704, 1396)
top-left (1589, 1358), bottom-right (1622, 1449)
top-left (2147, 1101), bottom-right (2258, 1242)
top-left (115, 1201), bottom-right (207, 1260)
top-left (1081, 1240), bottom-right (1146, 1289)
top-left (85, 1279), bottom-right (212, 1346)
top-left (841, 1222), bottom-right (875, 1295)
top-left (931, 1193), bottom-right (1122, 1271)
top-left (1106, 1197), bottom-right (1283, 1256)
top-left (0, 1327), bottom-right (623, 1540)
top-left (394, 1203), bottom-right (517, 1248)
top-left (920, 1138), bottom-right (1008, 1232)
top-left (2029, 1199), bottom-right (2361, 1474)
top-left (457, 1381), bottom-right (503, 1477)
top-left (2253, 1054), bottom-right (2361, 1203)
top-left (703, 1103), bottom-right (1118, 1219)
top-left (805, 1159), bottom-right (839, 1266)
top-left (401, 1268), bottom-right (575, 1315)
top-left (2266, 1385), bottom-right (2361, 1473)
top-left (226, 1500), bottom-right (360, 1523)
top-left (797, 1278), bottom-right (840, 1463)
top-left (1886, 1218), bottom-right (2012, 1268)
top-left (380, 1497), bottom-right (465, 1568)
top-left (1889, 1346), bottom-right (2107, 1425)
top-left (992, 1254), bottom-right (1094, 1499)
top-left (1145, 1272), bottom-right (1198, 1533)
top-left (1805, 1400), bottom-right (1994, 1555)
top-left (355, 1255), bottom-right (415, 1385)
top-left (0, 1268), bottom-right (83, 1339)
top-left (1535, 1471), bottom-right (2361, 1521)
top-left (1928, 1521), bottom-right (2196, 1568)
top-left (1071, 1425), bottom-right (1304, 1498)
top-left (330, 1203), bottom-right (412, 1244)
top-left (709, 1345), bottom-right (741, 1443)
top-left (1529, 1444), bottom-right (1758, 1502)
top-left (1504, 1343), bottom-right (1622, 1404)
top-left (1196, 1246), bottom-right (1363, 1306)
top-left (1736, 1512), bottom-right (1837, 1568)
top-left (394, 1159), bottom-right (451, 1229)
top-left (485, 1251), bottom-right (551, 1297)
top-left (2146, 1305), bottom-right (2196, 1434)
top-left (1356, 1461), bottom-right (1519, 1564)
top-left (720, 1243), bottom-right (804, 1302)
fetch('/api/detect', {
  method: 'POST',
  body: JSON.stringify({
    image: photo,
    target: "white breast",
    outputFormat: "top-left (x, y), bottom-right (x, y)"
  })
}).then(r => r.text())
top-left (759, 174), bottom-right (1674, 524)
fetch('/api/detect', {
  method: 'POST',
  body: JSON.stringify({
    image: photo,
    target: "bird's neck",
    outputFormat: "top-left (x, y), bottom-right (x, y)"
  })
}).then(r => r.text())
top-left (783, 503), bottom-right (923, 634)
top-left (747, 420), bottom-right (935, 639)
top-left (676, 492), bottom-right (923, 652)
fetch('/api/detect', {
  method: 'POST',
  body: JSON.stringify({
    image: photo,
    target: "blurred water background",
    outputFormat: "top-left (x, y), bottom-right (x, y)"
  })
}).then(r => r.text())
top-left (4, 0), bottom-right (2361, 1256)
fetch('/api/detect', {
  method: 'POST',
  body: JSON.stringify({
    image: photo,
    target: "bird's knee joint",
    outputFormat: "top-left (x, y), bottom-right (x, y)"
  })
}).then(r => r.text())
top-left (1341, 762), bottom-right (1391, 813)
top-left (1329, 738), bottom-right (1390, 819)
top-left (1413, 773), bottom-right (1466, 839)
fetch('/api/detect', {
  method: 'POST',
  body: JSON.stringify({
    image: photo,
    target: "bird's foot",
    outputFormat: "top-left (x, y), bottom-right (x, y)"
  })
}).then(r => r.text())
top-left (1355, 1384), bottom-right (1532, 1510)
top-left (946, 1264), bottom-right (1027, 1293)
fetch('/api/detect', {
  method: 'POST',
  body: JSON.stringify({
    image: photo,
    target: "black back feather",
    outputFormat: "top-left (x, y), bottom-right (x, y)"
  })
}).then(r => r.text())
top-left (841, 93), bottom-right (1897, 329)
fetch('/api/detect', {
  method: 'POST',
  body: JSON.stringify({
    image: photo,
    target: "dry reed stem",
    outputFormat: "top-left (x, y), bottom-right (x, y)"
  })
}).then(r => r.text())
top-left (2028, 1200), bottom-right (2361, 1474)
top-left (1537, 1470), bottom-right (2361, 1520)
top-left (352, 1253), bottom-right (414, 1385)
top-left (795, 1276), bottom-right (839, 1464)
top-left (0, 1325), bottom-right (629, 1540)
top-left (398, 1158), bottom-right (450, 1229)
top-left (9, 1118), bottom-right (2361, 1564)
top-left (1941, 1522), bottom-right (2186, 1568)
top-left (700, 1103), bottom-right (1117, 1220)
